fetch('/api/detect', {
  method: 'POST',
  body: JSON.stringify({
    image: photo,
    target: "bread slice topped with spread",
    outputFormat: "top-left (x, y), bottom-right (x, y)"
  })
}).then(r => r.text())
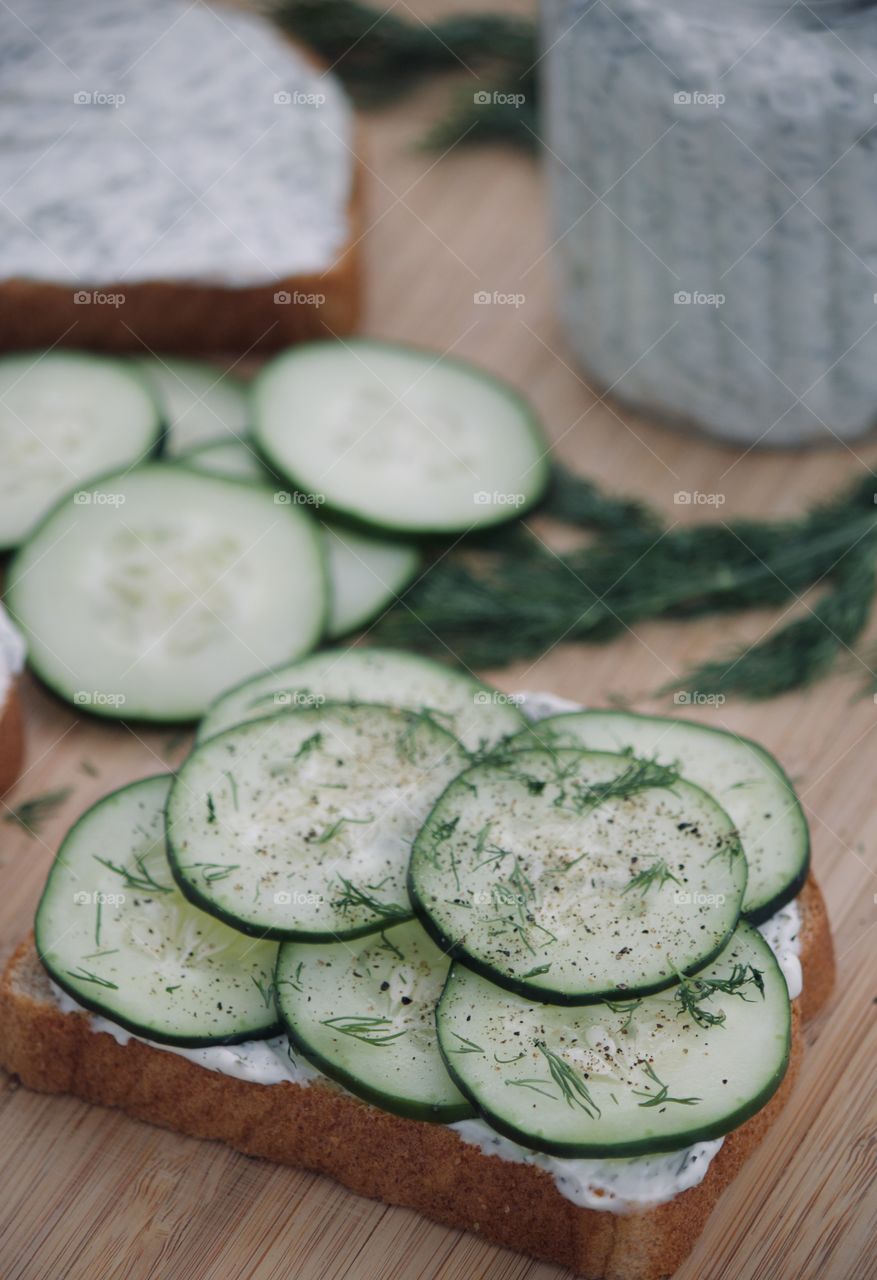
top-left (0, 0), bottom-right (360, 353)
top-left (0, 602), bottom-right (25, 798)
top-left (0, 654), bottom-right (834, 1280)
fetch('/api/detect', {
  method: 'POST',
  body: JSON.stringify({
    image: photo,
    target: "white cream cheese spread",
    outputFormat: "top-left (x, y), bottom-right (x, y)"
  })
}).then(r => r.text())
top-left (0, 602), bottom-right (25, 707)
top-left (48, 982), bottom-right (320, 1086)
top-left (757, 898), bottom-right (803, 1001)
top-left (45, 690), bottom-right (804, 1213)
top-left (0, 0), bottom-right (353, 286)
top-left (448, 1119), bottom-right (724, 1213)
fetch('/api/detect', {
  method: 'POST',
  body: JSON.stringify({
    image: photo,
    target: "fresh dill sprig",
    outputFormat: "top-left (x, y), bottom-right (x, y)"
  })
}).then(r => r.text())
top-left (604, 997), bottom-right (643, 1032)
top-left (633, 1061), bottom-right (701, 1108)
top-left (565, 757), bottom-right (679, 814)
top-left (321, 1014), bottom-right (407, 1045)
top-left (251, 974), bottom-right (278, 1010)
top-left (276, 0), bottom-right (537, 144)
top-left (508, 1042), bottom-right (601, 1117)
top-left (276, 961), bottom-right (305, 995)
top-left (445, 1031), bottom-right (485, 1055)
top-left (622, 859), bottom-right (681, 896)
top-left (181, 861), bottom-right (240, 884)
top-left (93, 852), bottom-right (172, 895)
top-left (267, 732), bottom-right (325, 777)
top-left (396, 708), bottom-right (451, 762)
top-left (224, 771), bottom-right (239, 810)
top-left (373, 467), bottom-right (877, 701)
top-left (332, 876), bottom-right (409, 922)
top-left (674, 964), bottom-right (765, 1029)
top-left (3, 787), bottom-right (72, 837)
top-left (375, 931), bottom-right (405, 962)
top-left (484, 855), bottom-right (556, 956)
top-left (708, 834), bottom-right (745, 869)
top-left (313, 814), bottom-right (374, 844)
top-left (66, 967), bottom-right (118, 989)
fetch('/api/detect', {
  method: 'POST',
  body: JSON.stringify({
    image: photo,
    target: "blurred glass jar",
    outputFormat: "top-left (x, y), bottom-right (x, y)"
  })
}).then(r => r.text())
top-left (542, 0), bottom-right (877, 446)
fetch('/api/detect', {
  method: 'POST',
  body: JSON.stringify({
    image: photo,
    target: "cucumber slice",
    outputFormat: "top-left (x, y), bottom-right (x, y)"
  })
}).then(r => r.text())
top-left (35, 776), bottom-right (280, 1047)
top-left (437, 923), bottom-right (790, 1158)
top-left (185, 439), bottom-right (420, 642)
top-left (276, 919), bottom-right (473, 1121)
top-left (186, 438), bottom-right (267, 482)
top-left (410, 748), bottom-right (747, 1004)
top-left (198, 647), bottom-right (526, 753)
top-left (0, 351), bottom-right (162, 550)
top-left (253, 339), bottom-right (550, 535)
top-left (6, 464), bottom-right (326, 721)
top-left (523, 711), bottom-right (808, 923)
top-left (324, 524), bottom-right (420, 638)
top-left (134, 357), bottom-right (249, 456)
top-left (167, 703), bottom-right (469, 940)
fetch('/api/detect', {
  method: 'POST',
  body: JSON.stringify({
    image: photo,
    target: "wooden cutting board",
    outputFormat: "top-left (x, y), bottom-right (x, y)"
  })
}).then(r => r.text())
top-left (1, 5), bottom-right (875, 1277)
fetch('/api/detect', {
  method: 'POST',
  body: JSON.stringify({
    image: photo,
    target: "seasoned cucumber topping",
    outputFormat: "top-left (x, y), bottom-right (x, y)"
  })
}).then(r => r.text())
top-left (6, 464), bottom-right (326, 721)
top-left (410, 748), bottom-right (747, 1003)
top-left (523, 710), bottom-right (808, 923)
top-left (198, 647), bottom-right (526, 753)
top-left (276, 919), bottom-right (473, 1121)
top-left (0, 351), bottom-right (162, 550)
top-left (437, 923), bottom-right (790, 1157)
top-left (167, 703), bottom-right (469, 940)
top-left (253, 339), bottom-right (550, 535)
top-left (35, 776), bottom-right (280, 1046)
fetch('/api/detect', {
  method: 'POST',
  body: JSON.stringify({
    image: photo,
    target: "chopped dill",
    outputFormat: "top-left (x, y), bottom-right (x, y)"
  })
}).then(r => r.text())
top-left (332, 877), bottom-right (409, 923)
top-left (321, 1015), bottom-right (406, 1045)
top-left (674, 964), bottom-right (765, 1029)
top-left (622, 859), bottom-right (681, 896)
top-left (633, 1061), bottom-right (701, 1108)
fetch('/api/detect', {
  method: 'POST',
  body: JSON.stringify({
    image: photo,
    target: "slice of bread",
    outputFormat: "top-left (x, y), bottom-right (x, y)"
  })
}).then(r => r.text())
top-left (0, 876), bottom-right (833, 1280)
top-left (0, 0), bottom-right (361, 355)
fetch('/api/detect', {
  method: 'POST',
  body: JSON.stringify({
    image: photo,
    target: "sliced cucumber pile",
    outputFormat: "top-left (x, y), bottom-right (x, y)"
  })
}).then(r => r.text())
top-left (323, 524), bottom-right (420, 638)
top-left (0, 351), bottom-right (162, 550)
top-left (276, 919), bottom-right (473, 1121)
top-left (35, 776), bottom-right (280, 1046)
top-left (6, 464), bottom-right (326, 721)
top-left (253, 340), bottom-right (550, 535)
top-left (186, 437), bottom-right (267, 482)
top-left (523, 710), bottom-right (808, 923)
top-left (134, 357), bottom-right (250, 456)
top-left (167, 703), bottom-right (468, 939)
top-left (198, 647), bottom-right (526, 752)
top-left (186, 437), bottom-right (421, 638)
top-left (437, 923), bottom-right (790, 1158)
top-left (410, 748), bottom-right (747, 1003)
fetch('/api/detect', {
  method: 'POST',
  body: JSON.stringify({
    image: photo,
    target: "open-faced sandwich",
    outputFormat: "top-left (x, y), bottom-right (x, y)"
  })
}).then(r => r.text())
top-left (0, 650), bottom-right (833, 1280)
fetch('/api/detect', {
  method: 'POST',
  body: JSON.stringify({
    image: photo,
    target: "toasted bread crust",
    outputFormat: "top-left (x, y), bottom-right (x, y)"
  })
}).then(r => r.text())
top-left (0, 215), bottom-right (361, 355)
top-left (0, 684), bottom-right (23, 798)
top-left (0, 875), bottom-right (833, 1280)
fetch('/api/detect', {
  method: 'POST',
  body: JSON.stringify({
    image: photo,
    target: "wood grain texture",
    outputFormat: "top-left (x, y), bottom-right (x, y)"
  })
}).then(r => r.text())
top-left (0, 1), bottom-right (875, 1276)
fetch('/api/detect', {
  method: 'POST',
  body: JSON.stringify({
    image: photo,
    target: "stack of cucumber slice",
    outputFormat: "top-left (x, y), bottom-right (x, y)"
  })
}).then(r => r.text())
top-left (1, 342), bottom-right (549, 718)
top-left (35, 652), bottom-right (804, 1155)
